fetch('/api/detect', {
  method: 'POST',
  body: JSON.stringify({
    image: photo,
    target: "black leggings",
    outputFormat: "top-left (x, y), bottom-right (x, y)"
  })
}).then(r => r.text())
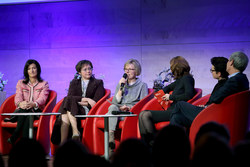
top-left (11, 108), bottom-right (41, 141)
top-left (139, 108), bottom-right (173, 145)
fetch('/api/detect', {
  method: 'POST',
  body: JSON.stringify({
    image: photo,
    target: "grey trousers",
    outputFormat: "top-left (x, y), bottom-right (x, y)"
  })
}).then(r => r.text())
top-left (106, 104), bottom-right (122, 131)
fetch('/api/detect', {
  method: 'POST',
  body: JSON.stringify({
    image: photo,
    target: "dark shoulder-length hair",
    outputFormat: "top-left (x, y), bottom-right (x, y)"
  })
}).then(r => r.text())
top-left (23, 59), bottom-right (43, 84)
top-left (170, 56), bottom-right (191, 79)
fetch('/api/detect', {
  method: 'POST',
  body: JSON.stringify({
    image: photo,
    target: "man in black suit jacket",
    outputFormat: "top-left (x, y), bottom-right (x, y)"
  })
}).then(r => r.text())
top-left (170, 51), bottom-right (249, 128)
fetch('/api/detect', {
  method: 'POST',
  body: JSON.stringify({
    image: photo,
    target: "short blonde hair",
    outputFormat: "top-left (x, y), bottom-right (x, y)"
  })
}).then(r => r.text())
top-left (124, 59), bottom-right (142, 76)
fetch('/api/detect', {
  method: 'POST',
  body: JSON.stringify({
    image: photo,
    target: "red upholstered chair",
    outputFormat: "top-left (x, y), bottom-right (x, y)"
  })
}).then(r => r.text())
top-left (92, 88), bottom-right (154, 155)
top-left (191, 94), bottom-right (211, 106)
top-left (81, 89), bottom-right (111, 152)
top-left (49, 98), bottom-right (63, 155)
top-left (189, 90), bottom-right (250, 152)
top-left (137, 88), bottom-right (202, 136)
top-left (0, 90), bottom-right (57, 155)
top-left (49, 89), bottom-right (111, 155)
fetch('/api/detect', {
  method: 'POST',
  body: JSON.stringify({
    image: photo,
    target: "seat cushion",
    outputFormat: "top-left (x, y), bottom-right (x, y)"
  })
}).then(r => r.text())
top-left (1, 120), bottom-right (40, 128)
top-left (96, 119), bottom-right (124, 129)
top-left (155, 121), bottom-right (170, 131)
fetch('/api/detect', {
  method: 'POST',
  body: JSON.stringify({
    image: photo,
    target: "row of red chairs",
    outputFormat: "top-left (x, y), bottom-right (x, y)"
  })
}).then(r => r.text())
top-left (0, 88), bottom-right (249, 156)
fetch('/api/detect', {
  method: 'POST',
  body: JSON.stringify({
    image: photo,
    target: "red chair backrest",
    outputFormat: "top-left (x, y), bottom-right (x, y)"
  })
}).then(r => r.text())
top-left (189, 88), bottom-right (202, 104)
top-left (137, 88), bottom-right (202, 136)
top-left (0, 94), bottom-right (16, 115)
top-left (84, 89), bottom-right (111, 116)
top-left (121, 88), bottom-right (154, 140)
top-left (189, 90), bottom-right (250, 152)
top-left (0, 90), bottom-right (57, 115)
top-left (0, 90), bottom-right (57, 155)
top-left (129, 88), bottom-right (155, 115)
top-left (82, 89), bottom-right (111, 151)
top-left (92, 88), bottom-right (154, 155)
top-left (40, 90), bottom-right (57, 114)
top-left (141, 88), bottom-right (202, 112)
top-left (49, 89), bottom-right (110, 155)
top-left (36, 90), bottom-right (57, 153)
top-left (192, 94), bottom-right (211, 106)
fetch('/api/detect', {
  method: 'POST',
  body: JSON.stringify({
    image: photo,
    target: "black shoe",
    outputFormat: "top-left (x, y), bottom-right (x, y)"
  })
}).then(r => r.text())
top-left (4, 116), bottom-right (17, 123)
top-left (109, 148), bottom-right (115, 160)
top-left (109, 142), bottom-right (116, 150)
top-left (149, 140), bottom-right (154, 147)
top-left (7, 137), bottom-right (15, 145)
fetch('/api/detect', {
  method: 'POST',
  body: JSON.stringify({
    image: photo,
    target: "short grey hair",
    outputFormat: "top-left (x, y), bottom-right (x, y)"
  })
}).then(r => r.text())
top-left (124, 59), bottom-right (142, 76)
top-left (229, 51), bottom-right (249, 72)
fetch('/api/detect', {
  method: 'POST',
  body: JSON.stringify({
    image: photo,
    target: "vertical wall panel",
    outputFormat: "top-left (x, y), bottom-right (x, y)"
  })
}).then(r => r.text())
top-left (29, 0), bottom-right (141, 49)
top-left (0, 51), bottom-right (29, 97)
top-left (0, 5), bottom-right (30, 49)
top-left (141, 0), bottom-right (250, 44)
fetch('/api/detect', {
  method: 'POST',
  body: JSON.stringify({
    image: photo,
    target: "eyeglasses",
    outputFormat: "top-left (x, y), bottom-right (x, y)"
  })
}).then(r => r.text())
top-left (210, 69), bottom-right (216, 73)
top-left (82, 68), bottom-right (93, 72)
top-left (124, 68), bottom-right (135, 72)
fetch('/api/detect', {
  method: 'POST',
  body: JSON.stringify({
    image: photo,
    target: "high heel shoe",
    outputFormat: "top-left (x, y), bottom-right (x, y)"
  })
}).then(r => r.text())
top-left (72, 133), bottom-right (80, 141)
top-left (7, 137), bottom-right (15, 145)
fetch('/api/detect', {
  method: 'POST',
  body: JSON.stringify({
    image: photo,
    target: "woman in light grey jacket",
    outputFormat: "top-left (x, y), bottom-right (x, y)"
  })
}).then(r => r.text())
top-left (107, 59), bottom-right (148, 155)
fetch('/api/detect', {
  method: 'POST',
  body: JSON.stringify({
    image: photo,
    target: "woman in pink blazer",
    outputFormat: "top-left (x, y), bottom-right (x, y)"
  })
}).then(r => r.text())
top-left (5, 59), bottom-right (49, 144)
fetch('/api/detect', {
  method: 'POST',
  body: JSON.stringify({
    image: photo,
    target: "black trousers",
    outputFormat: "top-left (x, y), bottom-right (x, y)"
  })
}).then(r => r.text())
top-left (11, 108), bottom-right (41, 141)
top-left (170, 101), bottom-right (205, 127)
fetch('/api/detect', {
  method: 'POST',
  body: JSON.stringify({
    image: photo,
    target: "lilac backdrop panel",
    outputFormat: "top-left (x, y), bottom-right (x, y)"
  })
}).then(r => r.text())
top-left (0, 51), bottom-right (30, 95)
top-left (0, 5), bottom-right (30, 49)
top-left (141, 0), bottom-right (250, 44)
top-left (0, 0), bottom-right (250, 103)
top-left (29, 0), bottom-right (141, 49)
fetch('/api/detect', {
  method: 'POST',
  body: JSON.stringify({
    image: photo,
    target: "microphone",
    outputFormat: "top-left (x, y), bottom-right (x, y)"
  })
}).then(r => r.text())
top-left (120, 73), bottom-right (128, 90)
top-left (112, 111), bottom-right (133, 115)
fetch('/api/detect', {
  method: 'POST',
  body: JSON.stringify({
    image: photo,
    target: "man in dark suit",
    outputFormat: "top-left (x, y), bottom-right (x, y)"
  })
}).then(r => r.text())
top-left (170, 51), bottom-right (249, 128)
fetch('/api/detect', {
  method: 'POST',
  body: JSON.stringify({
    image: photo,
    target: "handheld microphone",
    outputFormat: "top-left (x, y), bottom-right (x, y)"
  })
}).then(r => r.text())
top-left (120, 73), bottom-right (128, 90)
top-left (112, 111), bottom-right (133, 115)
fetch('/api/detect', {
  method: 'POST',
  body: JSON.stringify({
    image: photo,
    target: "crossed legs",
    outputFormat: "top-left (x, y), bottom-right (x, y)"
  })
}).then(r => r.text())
top-left (139, 109), bottom-right (172, 146)
top-left (139, 110), bottom-right (156, 146)
top-left (61, 111), bottom-right (80, 144)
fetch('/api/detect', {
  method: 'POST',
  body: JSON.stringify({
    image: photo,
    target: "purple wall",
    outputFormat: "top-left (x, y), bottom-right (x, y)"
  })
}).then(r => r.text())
top-left (0, 0), bottom-right (250, 102)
